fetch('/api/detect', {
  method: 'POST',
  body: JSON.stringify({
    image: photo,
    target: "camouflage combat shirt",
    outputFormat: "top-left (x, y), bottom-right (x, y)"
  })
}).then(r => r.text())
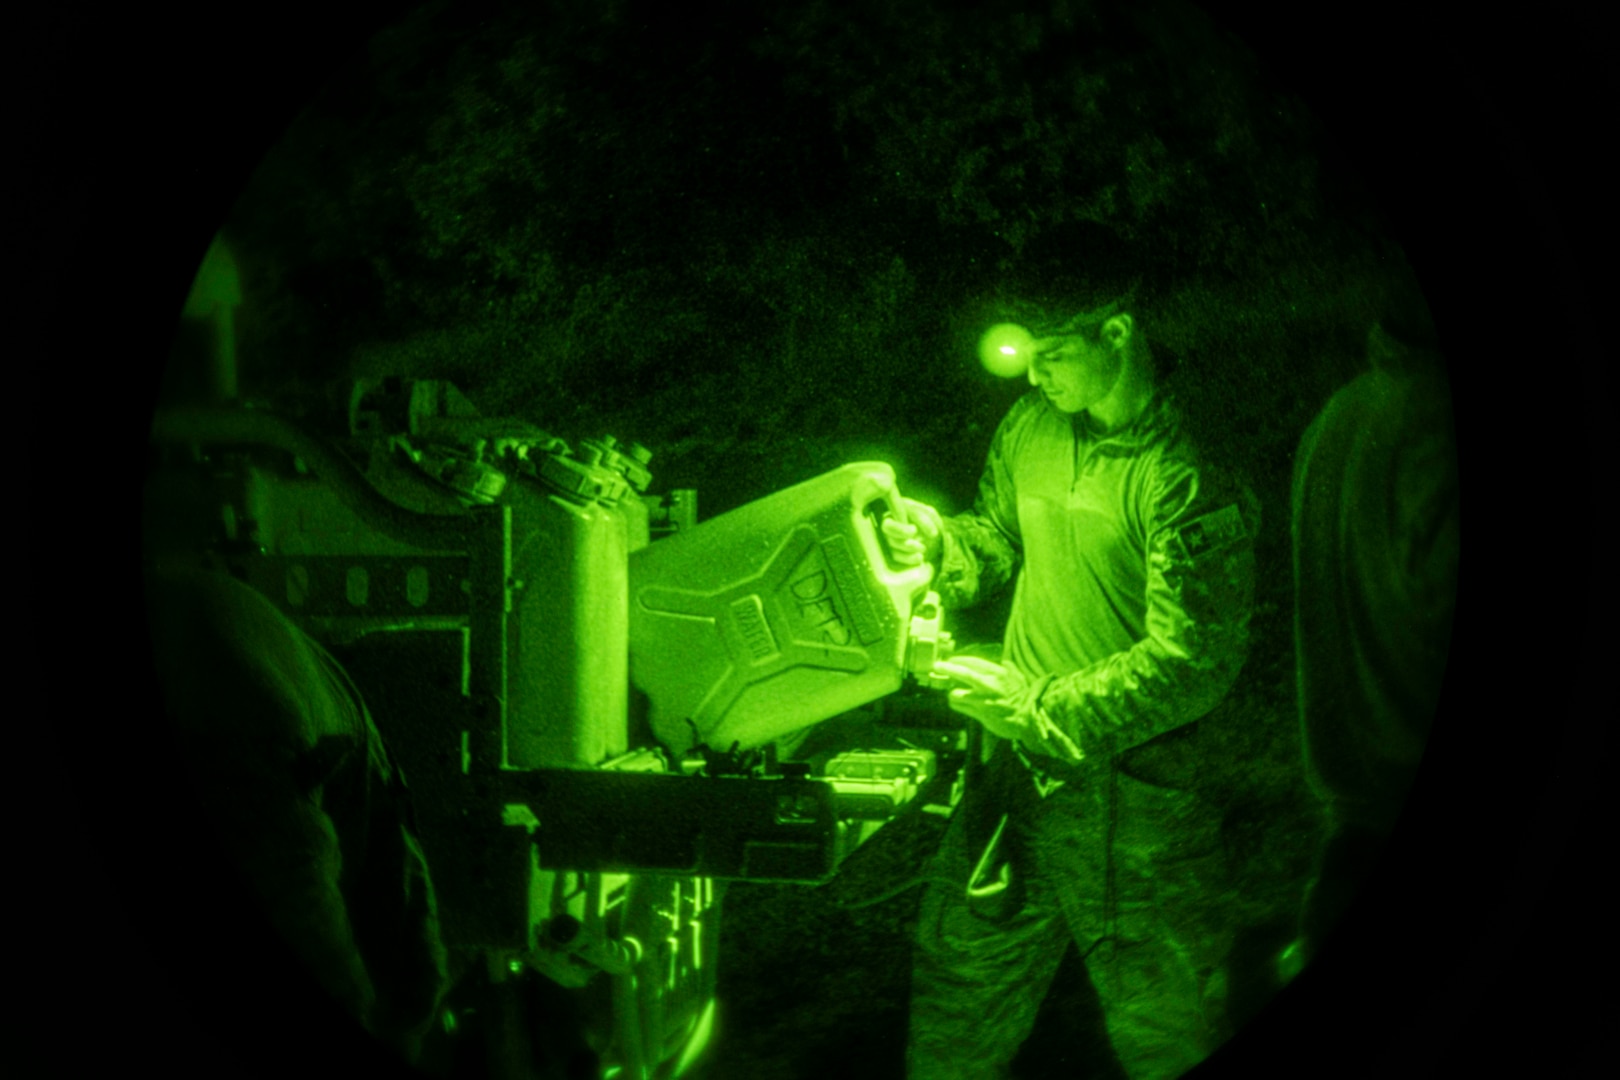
top-left (938, 387), bottom-right (1259, 772)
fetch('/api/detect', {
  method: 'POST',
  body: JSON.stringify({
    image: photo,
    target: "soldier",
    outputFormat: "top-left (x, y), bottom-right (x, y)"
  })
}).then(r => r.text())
top-left (133, 234), bottom-right (455, 1074)
top-left (885, 277), bottom-right (1258, 1080)
top-left (1283, 308), bottom-right (1459, 976)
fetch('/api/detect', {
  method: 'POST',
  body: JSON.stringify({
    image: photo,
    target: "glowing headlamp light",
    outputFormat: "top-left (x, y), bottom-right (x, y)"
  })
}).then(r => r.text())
top-left (977, 323), bottom-right (1036, 378)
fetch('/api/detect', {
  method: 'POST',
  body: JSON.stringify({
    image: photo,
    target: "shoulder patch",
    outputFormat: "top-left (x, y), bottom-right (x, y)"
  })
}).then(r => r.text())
top-left (1174, 503), bottom-right (1247, 560)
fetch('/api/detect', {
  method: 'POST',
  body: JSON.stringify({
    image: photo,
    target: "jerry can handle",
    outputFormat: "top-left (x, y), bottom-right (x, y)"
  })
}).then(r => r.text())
top-left (862, 493), bottom-right (914, 575)
top-left (846, 461), bottom-right (933, 587)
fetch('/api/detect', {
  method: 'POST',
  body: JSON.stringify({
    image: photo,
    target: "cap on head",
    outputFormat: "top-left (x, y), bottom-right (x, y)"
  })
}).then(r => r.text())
top-left (1004, 222), bottom-right (1147, 331)
top-left (975, 289), bottom-right (1140, 380)
top-left (1029, 292), bottom-right (1135, 341)
top-left (975, 222), bottom-right (1155, 378)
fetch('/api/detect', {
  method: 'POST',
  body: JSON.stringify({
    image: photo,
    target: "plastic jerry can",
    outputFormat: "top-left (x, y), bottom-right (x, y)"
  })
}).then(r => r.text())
top-left (504, 473), bottom-right (630, 770)
top-left (628, 462), bottom-right (935, 756)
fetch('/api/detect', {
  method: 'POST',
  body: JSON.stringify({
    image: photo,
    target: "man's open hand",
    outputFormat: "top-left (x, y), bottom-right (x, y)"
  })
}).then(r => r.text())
top-left (933, 656), bottom-right (1031, 740)
top-left (934, 657), bottom-right (1083, 762)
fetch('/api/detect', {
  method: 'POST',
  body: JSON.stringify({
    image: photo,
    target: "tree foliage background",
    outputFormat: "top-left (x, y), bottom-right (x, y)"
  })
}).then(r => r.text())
top-left (204, 0), bottom-right (1439, 1072)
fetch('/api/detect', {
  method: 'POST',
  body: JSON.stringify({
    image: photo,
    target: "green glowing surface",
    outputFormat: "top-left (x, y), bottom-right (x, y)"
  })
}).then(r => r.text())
top-left (148, 1), bottom-right (1469, 1073)
top-left (673, 997), bottom-right (718, 1078)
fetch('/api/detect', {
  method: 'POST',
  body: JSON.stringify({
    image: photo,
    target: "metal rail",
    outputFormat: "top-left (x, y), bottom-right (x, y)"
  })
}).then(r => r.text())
top-left (149, 406), bottom-right (473, 552)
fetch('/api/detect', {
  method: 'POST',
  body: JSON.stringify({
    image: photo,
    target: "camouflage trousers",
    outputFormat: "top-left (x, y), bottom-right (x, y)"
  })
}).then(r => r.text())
top-left (907, 741), bottom-right (1234, 1080)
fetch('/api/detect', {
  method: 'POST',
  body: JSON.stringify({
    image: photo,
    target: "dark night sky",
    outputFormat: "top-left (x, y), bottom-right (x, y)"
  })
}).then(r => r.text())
top-left (23, 1), bottom-right (1609, 1078)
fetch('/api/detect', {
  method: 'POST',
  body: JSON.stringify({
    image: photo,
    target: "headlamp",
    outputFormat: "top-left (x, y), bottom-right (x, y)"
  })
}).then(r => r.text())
top-left (977, 323), bottom-right (1036, 378)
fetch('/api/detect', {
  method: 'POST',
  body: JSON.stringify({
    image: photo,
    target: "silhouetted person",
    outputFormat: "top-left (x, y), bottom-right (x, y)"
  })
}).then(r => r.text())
top-left (141, 563), bottom-right (455, 1068)
top-left (1286, 311), bottom-right (1459, 971)
top-left (133, 233), bottom-right (454, 1073)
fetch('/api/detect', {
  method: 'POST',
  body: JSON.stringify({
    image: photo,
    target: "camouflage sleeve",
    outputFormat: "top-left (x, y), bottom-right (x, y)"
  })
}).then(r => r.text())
top-left (935, 398), bottom-right (1028, 610)
top-left (1021, 458), bottom-right (1260, 762)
